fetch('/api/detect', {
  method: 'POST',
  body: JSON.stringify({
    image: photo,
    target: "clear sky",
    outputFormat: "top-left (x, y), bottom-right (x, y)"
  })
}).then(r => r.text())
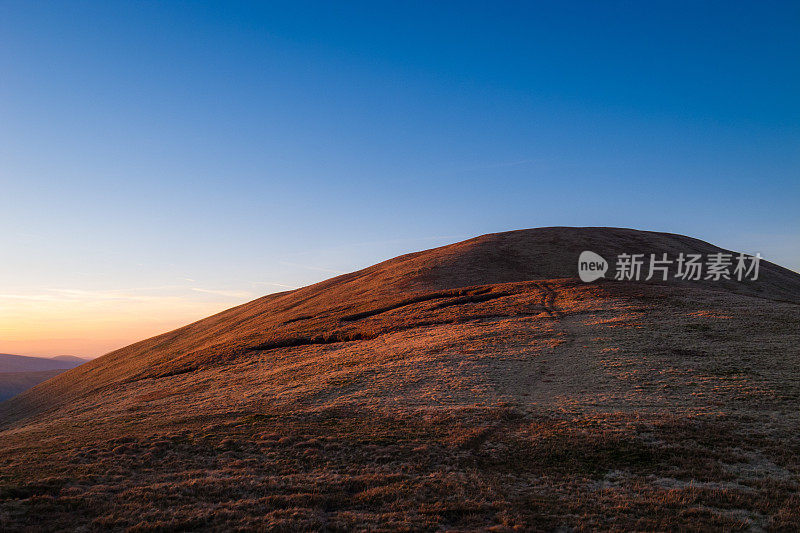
top-left (1, 1), bottom-right (798, 357)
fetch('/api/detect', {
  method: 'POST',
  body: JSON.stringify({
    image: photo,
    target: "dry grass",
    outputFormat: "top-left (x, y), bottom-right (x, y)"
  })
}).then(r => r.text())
top-left (1, 407), bottom-right (798, 531)
top-left (1, 228), bottom-right (799, 530)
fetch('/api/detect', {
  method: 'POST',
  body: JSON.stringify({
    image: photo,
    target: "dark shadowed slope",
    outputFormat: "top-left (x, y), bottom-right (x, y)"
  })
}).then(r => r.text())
top-left (1, 227), bottom-right (799, 530)
top-left (0, 354), bottom-right (86, 402)
top-left (0, 370), bottom-right (65, 402)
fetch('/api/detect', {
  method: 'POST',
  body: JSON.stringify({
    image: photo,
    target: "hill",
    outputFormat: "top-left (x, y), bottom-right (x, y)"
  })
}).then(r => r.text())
top-left (0, 370), bottom-right (66, 402)
top-left (1, 227), bottom-right (798, 530)
top-left (50, 355), bottom-right (87, 364)
top-left (0, 353), bottom-right (86, 373)
top-left (0, 355), bottom-right (86, 402)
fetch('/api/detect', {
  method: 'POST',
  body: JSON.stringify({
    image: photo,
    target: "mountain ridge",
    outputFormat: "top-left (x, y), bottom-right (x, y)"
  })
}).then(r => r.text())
top-left (0, 353), bottom-right (86, 374)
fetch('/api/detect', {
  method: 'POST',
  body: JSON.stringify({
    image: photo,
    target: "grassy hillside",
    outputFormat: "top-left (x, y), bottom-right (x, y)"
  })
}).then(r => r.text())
top-left (1, 228), bottom-right (798, 530)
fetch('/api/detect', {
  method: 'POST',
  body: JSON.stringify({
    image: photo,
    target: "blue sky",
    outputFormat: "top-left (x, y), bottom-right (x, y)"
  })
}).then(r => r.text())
top-left (1, 1), bottom-right (798, 356)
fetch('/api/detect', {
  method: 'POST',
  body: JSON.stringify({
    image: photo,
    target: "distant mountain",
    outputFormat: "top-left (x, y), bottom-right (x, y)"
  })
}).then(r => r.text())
top-left (0, 370), bottom-right (66, 402)
top-left (0, 354), bottom-right (86, 401)
top-left (0, 353), bottom-right (86, 373)
top-left (50, 355), bottom-right (86, 364)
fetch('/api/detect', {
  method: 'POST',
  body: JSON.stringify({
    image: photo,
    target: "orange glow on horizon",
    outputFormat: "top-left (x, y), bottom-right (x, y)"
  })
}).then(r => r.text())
top-left (0, 288), bottom-right (252, 358)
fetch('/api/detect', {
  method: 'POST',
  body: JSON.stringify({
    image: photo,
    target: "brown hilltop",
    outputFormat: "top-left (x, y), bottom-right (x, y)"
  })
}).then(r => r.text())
top-left (2, 226), bottom-right (798, 422)
top-left (1, 227), bottom-right (799, 531)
